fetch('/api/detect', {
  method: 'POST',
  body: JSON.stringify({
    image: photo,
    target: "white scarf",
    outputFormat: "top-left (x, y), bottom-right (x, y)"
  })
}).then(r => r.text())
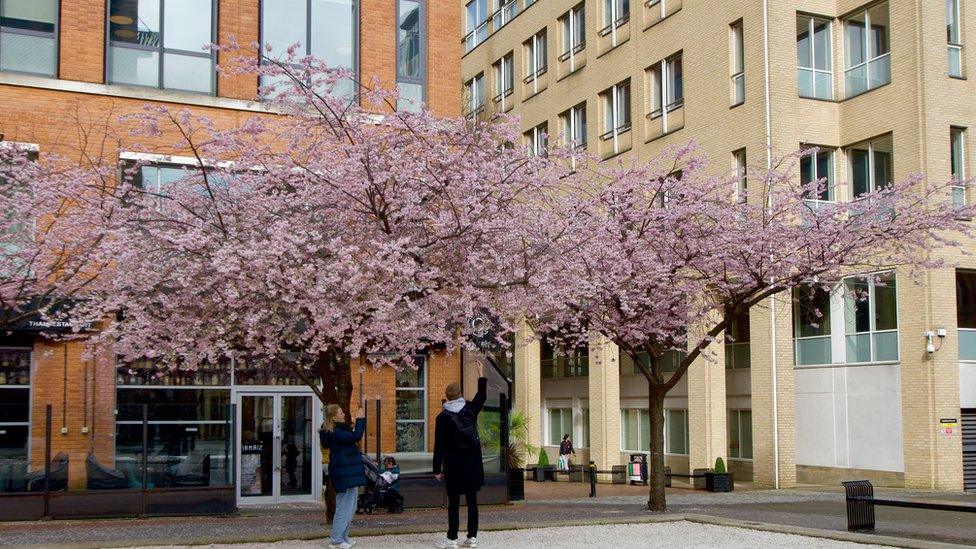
top-left (443, 397), bottom-right (465, 413)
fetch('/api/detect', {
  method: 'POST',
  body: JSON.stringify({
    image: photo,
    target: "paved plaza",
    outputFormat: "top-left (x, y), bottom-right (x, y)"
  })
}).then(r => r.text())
top-left (1, 483), bottom-right (974, 548)
top-left (131, 522), bottom-right (890, 549)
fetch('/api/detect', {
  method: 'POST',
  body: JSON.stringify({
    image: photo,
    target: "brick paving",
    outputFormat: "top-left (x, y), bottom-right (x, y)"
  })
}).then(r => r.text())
top-left (0, 482), bottom-right (973, 548)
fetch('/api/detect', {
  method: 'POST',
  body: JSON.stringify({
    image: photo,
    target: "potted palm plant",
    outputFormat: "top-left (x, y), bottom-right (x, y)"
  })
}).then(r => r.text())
top-left (705, 457), bottom-right (732, 492)
top-left (504, 410), bottom-right (536, 500)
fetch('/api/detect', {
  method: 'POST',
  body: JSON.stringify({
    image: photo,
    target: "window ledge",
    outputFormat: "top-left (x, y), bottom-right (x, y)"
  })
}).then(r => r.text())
top-left (798, 94), bottom-right (839, 104)
top-left (949, 74), bottom-right (968, 81)
top-left (794, 360), bottom-right (900, 369)
top-left (729, 100), bottom-right (745, 110)
top-left (0, 72), bottom-right (270, 113)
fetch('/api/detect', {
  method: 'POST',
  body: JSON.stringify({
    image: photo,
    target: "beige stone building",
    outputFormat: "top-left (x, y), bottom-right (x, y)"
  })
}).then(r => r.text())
top-left (462, 0), bottom-right (976, 490)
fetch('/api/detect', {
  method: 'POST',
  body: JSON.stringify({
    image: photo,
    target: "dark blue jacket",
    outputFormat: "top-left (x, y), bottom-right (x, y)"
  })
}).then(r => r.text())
top-left (320, 418), bottom-right (366, 493)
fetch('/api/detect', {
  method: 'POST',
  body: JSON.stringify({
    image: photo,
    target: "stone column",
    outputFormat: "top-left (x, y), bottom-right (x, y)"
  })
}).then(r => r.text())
top-left (587, 336), bottom-right (621, 471)
top-left (687, 334), bottom-right (728, 472)
top-left (513, 323), bottom-right (542, 456)
top-left (749, 294), bottom-right (797, 488)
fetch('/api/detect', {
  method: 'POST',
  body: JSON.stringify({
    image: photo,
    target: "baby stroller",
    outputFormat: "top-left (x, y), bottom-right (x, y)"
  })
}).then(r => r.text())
top-left (356, 455), bottom-right (404, 514)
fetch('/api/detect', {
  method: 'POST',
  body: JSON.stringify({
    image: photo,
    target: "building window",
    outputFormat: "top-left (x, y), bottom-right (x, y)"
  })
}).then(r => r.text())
top-left (601, 0), bottom-right (629, 33)
top-left (664, 409), bottom-right (688, 455)
top-left (727, 409), bottom-right (752, 459)
top-left (952, 127), bottom-right (966, 206)
top-left (525, 122), bottom-right (548, 157)
top-left (0, 0), bottom-right (57, 77)
top-left (947, 0), bottom-right (963, 77)
top-left (800, 147), bottom-right (834, 202)
top-left (492, 0), bottom-right (518, 30)
top-left (524, 29), bottom-right (547, 95)
top-left (547, 407), bottom-right (572, 446)
top-left (560, 3), bottom-right (585, 72)
top-left (733, 148), bottom-right (747, 203)
top-left (107, 0), bottom-right (216, 94)
top-left (561, 103), bottom-right (587, 150)
top-left (465, 72), bottom-right (485, 119)
top-left (848, 134), bottom-right (893, 199)
top-left (395, 358), bottom-right (427, 452)
top-left (844, 272), bottom-right (898, 363)
top-left (0, 347), bottom-right (30, 493)
top-left (492, 52), bottom-right (514, 110)
top-left (843, 2), bottom-right (890, 97)
top-left (649, 53), bottom-right (683, 119)
top-left (580, 408), bottom-right (590, 448)
top-left (730, 21), bottom-right (744, 106)
top-left (793, 285), bottom-right (832, 366)
top-left (725, 310), bottom-right (750, 370)
top-left (797, 14), bottom-right (832, 99)
top-left (397, 0), bottom-right (425, 111)
top-left (260, 0), bottom-right (357, 100)
top-left (600, 80), bottom-right (630, 145)
top-left (464, 0), bottom-right (488, 52)
top-left (956, 270), bottom-right (976, 360)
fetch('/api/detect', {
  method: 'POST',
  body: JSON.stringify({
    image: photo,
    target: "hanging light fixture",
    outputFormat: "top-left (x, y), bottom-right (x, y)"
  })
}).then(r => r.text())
top-left (110, 14), bottom-right (134, 25)
top-left (114, 29), bottom-right (137, 38)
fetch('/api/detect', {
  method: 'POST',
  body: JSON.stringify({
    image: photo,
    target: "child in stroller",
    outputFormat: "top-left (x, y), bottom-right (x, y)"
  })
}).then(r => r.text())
top-left (356, 455), bottom-right (404, 514)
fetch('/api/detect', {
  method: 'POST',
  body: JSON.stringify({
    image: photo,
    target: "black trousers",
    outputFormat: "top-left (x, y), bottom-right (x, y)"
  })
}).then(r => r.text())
top-left (447, 490), bottom-right (478, 540)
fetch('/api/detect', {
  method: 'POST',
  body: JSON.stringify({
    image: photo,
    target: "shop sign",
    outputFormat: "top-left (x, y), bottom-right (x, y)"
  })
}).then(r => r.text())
top-left (940, 418), bottom-right (958, 437)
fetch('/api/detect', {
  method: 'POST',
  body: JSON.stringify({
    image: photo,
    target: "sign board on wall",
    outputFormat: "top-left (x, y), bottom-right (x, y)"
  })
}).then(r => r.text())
top-left (940, 418), bottom-right (958, 437)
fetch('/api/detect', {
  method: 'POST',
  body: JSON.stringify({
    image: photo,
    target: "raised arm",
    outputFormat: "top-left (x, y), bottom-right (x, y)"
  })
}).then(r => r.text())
top-left (469, 376), bottom-right (488, 415)
top-left (328, 417), bottom-right (366, 444)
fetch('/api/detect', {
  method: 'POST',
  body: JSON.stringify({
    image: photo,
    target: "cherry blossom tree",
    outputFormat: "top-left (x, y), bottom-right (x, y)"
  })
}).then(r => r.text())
top-left (0, 143), bottom-right (112, 332)
top-left (72, 43), bottom-right (567, 416)
top-left (526, 143), bottom-right (973, 512)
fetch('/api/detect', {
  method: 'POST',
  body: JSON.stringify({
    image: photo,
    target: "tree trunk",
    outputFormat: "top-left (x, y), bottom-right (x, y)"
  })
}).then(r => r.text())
top-left (646, 384), bottom-right (668, 512)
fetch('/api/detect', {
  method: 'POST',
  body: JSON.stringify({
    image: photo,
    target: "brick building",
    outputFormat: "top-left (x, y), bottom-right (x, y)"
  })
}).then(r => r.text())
top-left (462, 0), bottom-right (976, 490)
top-left (0, 0), bottom-right (472, 507)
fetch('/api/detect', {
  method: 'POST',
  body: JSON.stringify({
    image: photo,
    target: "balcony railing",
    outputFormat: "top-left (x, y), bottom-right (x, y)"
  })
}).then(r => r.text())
top-left (725, 342), bottom-right (750, 370)
top-left (541, 357), bottom-right (589, 379)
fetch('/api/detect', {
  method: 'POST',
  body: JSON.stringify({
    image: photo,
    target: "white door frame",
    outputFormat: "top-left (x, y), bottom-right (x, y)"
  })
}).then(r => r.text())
top-left (234, 387), bottom-right (322, 505)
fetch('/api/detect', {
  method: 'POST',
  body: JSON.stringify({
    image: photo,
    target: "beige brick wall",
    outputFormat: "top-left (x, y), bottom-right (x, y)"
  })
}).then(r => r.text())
top-left (587, 336), bottom-right (621, 470)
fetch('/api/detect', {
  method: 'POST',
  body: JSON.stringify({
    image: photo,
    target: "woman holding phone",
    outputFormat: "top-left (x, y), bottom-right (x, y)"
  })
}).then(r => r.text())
top-left (320, 404), bottom-right (366, 549)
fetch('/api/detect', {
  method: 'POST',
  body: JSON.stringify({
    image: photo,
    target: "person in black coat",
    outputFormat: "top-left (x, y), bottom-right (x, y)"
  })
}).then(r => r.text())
top-left (433, 362), bottom-right (486, 549)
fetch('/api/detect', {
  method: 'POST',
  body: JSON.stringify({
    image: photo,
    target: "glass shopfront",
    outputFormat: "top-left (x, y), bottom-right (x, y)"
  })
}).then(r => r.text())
top-left (0, 347), bottom-right (30, 493)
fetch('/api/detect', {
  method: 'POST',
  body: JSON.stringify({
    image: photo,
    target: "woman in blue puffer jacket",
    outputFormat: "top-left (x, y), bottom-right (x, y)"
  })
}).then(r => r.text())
top-left (320, 404), bottom-right (366, 549)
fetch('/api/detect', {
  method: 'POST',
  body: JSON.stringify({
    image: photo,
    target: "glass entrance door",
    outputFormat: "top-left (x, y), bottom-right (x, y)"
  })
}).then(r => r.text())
top-left (238, 393), bottom-right (315, 503)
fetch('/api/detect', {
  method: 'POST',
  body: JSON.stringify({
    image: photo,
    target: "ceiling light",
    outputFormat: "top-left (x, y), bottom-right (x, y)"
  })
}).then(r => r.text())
top-left (110, 14), bottom-right (134, 25)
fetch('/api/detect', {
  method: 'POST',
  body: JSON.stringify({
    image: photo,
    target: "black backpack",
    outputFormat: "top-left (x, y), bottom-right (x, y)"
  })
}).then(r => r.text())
top-left (445, 409), bottom-right (480, 451)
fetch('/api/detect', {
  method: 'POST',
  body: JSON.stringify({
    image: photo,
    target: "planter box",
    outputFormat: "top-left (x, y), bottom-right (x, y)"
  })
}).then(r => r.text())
top-left (705, 472), bottom-right (732, 493)
top-left (532, 466), bottom-right (548, 482)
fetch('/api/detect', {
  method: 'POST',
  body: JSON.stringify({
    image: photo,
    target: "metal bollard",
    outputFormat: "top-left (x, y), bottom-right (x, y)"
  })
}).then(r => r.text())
top-left (589, 461), bottom-right (596, 497)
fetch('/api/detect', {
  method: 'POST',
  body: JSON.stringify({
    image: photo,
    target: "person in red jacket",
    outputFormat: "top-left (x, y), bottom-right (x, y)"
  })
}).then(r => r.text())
top-left (432, 362), bottom-right (486, 548)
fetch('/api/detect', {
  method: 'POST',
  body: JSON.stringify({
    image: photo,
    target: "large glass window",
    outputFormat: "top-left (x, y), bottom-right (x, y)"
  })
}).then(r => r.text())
top-left (848, 134), bottom-right (893, 198)
top-left (465, 72), bottom-right (484, 119)
top-left (952, 127), bottom-right (966, 207)
top-left (844, 2), bottom-right (890, 97)
top-left (957, 270), bottom-right (976, 360)
top-left (464, 0), bottom-right (488, 52)
top-left (0, 347), bottom-right (30, 493)
top-left (649, 53), bottom-right (683, 119)
top-left (395, 358), bottom-right (426, 452)
top-left (396, 0), bottom-right (425, 111)
top-left (730, 21), bottom-right (744, 106)
top-left (560, 3), bottom-right (585, 73)
top-left (800, 148), bottom-right (834, 202)
top-left (733, 148), bottom-right (747, 203)
top-left (491, 0), bottom-right (517, 30)
top-left (260, 0), bottom-right (358, 100)
top-left (492, 52), bottom-right (513, 110)
top-left (108, 0), bottom-right (216, 94)
top-left (797, 15), bottom-right (832, 99)
top-left (844, 272), bottom-right (898, 363)
top-left (602, 0), bottom-right (629, 31)
top-left (524, 29), bottom-right (547, 95)
top-left (620, 408), bottom-right (687, 454)
top-left (725, 310), bottom-right (750, 369)
top-left (727, 409), bottom-right (752, 459)
top-left (562, 103), bottom-right (587, 149)
top-left (0, 0), bottom-right (57, 77)
top-left (947, 0), bottom-right (963, 77)
top-left (547, 407), bottom-right (571, 446)
top-left (525, 122), bottom-right (548, 158)
top-left (540, 339), bottom-right (588, 379)
top-left (793, 285), bottom-right (832, 365)
top-left (600, 80), bottom-right (630, 149)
